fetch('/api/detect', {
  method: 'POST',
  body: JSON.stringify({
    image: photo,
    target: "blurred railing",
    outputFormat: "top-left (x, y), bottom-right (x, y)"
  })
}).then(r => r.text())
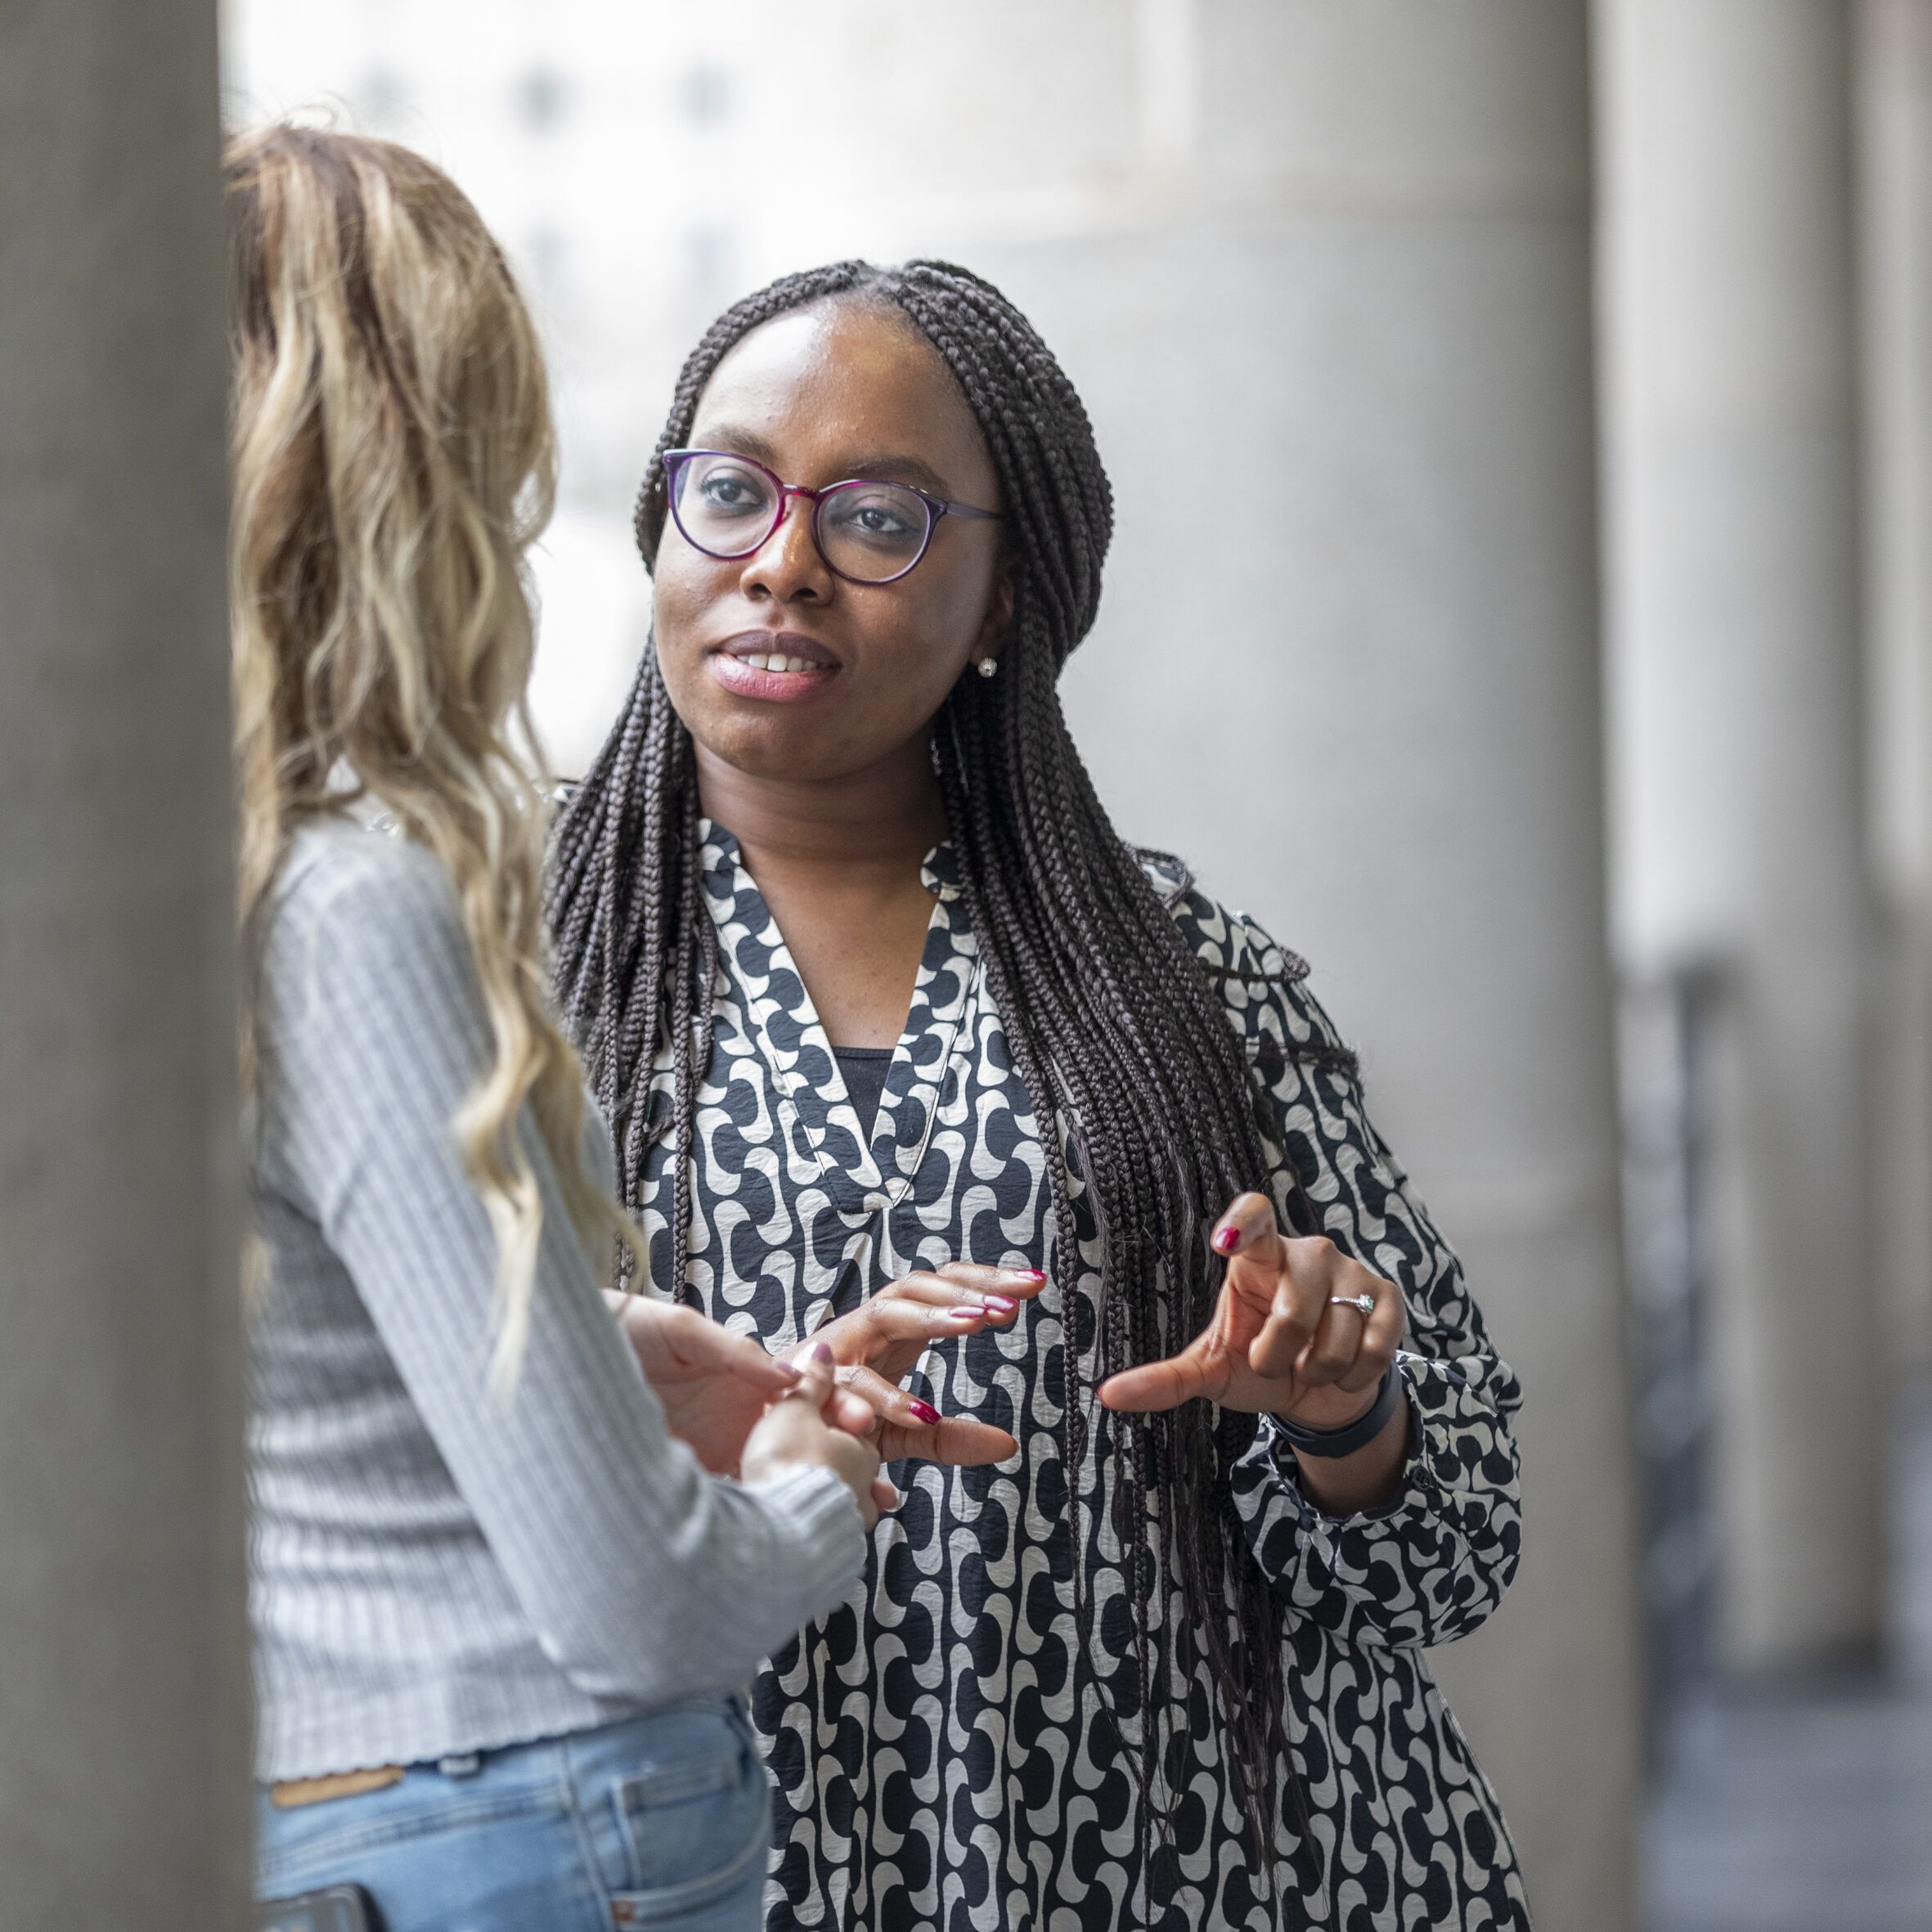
top-left (1618, 964), bottom-right (1726, 1731)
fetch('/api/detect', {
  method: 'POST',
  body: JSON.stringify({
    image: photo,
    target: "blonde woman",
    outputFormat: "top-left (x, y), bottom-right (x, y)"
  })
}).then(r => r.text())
top-left (228, 127), bottom-right (1008, 1932)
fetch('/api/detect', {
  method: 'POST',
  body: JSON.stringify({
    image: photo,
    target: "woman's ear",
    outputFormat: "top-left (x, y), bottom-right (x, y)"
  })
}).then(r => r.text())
top-left (974, 565), bottom-right (1017, 665)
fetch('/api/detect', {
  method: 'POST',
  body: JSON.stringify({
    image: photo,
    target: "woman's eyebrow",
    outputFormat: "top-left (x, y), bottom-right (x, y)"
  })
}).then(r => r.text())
top-left (838, 452), bottom-right (951, 495)
top-left (690, 425), bottom-right (781, 467)
top-left (693, 426), bottom-right (953, 496)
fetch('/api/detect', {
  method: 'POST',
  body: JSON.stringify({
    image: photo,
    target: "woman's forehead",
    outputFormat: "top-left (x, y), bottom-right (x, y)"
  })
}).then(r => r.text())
top-left (691, 302), bottom-right (995, 495)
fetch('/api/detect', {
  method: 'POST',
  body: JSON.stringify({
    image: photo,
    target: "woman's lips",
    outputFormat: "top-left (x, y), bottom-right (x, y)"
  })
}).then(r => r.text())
top-left (707, 636), bottom-right (839, 704)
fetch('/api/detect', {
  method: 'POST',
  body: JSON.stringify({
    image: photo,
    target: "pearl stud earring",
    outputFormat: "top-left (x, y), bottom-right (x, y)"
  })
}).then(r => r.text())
top-left (977, 658), bottom-right (998, 678)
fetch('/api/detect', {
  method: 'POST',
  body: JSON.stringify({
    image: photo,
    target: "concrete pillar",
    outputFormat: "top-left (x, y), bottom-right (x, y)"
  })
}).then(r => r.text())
top-left (0, 5), bottom-right (249, 1928)
top-left (1858, 0), bottom-right (1932, 1382)
top-left (1046, 15), bottom-right (1643, 1929)
top-left (1598, 0), bottom-right (1883, 1669)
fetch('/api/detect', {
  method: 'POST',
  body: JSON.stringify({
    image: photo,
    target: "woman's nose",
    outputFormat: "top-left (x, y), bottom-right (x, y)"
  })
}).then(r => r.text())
top-left (739, 493), bottom-right (832, 604)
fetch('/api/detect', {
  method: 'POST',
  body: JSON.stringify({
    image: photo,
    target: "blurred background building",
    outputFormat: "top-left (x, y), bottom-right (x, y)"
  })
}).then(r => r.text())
top-left (5, 2), bottom-right (1930, 1930)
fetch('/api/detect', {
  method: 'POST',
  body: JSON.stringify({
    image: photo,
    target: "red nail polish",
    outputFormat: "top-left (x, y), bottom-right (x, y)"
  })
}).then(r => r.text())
top-left (1016, 1269), bottom-right (1046, 1283)
top-left (981, 1295), bottom-right (1018, 1315)
top-left (1213, 1226), bottom-right (1240, 1254)
top-left (909, 1399), bottom-right (940, 1425)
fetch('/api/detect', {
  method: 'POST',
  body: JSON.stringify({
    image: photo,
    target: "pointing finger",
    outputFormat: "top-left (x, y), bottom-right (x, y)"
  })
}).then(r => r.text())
top-left (794, 1299), bottom-right (1008, 1371)
top-left (929, 1262), bottom-right (1048, 1303)
top-left (876, 1413), bottom-right (1019, 1466)
top-left (836, 1362), bottom-right (945, 1431)
top-left (878, 1267), bottom-right (1045, 1312)
top-left (836, 1364), bottom-right (1018, 1465)
top-left (1097, 1344), bottom-right (1215, 1414)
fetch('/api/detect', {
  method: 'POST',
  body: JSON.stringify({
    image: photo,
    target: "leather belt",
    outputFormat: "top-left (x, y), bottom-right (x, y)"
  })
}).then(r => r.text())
top-left (270, 1764), bottom-right (405, 1808)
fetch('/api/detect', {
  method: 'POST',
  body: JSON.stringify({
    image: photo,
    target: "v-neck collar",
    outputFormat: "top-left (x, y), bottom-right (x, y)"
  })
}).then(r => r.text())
top-left (696, 819), bottom-right (982, 1218)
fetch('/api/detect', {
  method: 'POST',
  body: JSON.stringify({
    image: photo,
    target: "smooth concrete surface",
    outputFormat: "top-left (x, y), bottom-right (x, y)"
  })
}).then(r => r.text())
top-left (0, 4), bottom-right (249, 1927)
top-left (1598, 0), bottom-right (1883, 1670)
top-left (1858, 0), bottom-right (1932, 1381)
top-left (941, 11), bottom-right (1643, 1929)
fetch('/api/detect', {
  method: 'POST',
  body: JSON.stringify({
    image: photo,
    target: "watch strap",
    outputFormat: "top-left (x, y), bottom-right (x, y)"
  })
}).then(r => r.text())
top-left (1271, 1363), bottom-right (1401, 1460)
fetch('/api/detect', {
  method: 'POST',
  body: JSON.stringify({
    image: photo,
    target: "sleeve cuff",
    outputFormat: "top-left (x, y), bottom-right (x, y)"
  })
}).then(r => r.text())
top-left (1256, 1358), bottom-right (1434, 1525)
top-left (740, 1462), bottom-right (869, 1622)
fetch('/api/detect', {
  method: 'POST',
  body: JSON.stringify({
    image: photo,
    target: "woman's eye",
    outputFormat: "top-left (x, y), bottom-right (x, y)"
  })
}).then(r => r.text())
top-left (833, 490), bottom-right (921, 542)
top-left (700, 473), bottom-right (762, 512)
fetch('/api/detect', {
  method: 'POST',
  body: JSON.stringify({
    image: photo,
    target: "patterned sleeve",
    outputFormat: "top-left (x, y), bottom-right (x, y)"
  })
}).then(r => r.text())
top-left (1166, 874), bottom-right (1525, 1651)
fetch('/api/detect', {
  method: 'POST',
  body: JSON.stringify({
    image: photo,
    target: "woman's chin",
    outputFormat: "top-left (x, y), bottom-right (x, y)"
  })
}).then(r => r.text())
top-left (687, 712), bottom-right (869, 788)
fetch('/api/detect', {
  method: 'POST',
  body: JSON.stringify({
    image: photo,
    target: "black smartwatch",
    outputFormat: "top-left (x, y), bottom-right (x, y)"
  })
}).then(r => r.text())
top-left (1271, 1364), bottom-right (1402, 1459)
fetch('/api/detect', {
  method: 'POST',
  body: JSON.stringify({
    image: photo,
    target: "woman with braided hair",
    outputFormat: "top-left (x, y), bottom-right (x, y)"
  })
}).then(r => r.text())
top-left (550, 261), bottom-right (1530, 1931)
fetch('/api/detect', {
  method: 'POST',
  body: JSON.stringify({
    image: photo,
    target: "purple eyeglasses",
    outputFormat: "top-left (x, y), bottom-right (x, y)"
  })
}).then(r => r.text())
top-left (662, 447), bottom-right (1002, 586)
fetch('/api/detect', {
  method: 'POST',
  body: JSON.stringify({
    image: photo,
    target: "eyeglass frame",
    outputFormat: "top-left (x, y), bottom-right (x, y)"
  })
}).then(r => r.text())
top-left (660, 447), bottom-right (1004, 586)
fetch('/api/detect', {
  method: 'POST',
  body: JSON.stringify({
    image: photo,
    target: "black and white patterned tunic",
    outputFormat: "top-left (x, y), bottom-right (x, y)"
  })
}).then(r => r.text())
top-left (636, 822), bottom-right (1530, 1932)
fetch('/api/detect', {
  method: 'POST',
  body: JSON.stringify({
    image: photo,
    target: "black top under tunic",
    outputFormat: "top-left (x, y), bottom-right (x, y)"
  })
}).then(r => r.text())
top-left (631, 820), bottom-right (1531, 1932)
top-left (829, 1045), bottom-right (894, 1141)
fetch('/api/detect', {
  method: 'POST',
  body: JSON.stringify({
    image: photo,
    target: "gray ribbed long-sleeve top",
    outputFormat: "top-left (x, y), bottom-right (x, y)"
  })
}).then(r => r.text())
top-left (248, 821), bottom-right (865, 1782)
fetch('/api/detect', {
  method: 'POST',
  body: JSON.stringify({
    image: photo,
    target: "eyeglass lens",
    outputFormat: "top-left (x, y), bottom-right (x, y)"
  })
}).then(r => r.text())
top-left (670, 452), bottom-right (932, 584)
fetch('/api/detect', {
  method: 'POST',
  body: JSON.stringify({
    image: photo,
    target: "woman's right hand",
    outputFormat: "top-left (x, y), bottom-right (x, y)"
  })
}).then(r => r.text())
top-left (741, 1343), bottom-right (893, 1530)
top-left (797, 1263), bottom-right (1047, 1468)
top-left (802, 1264), bottom-right (1047, 1382)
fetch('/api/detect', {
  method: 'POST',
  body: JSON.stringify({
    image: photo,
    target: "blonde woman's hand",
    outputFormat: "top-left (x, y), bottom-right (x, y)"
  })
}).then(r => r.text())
top-left (741, 1344), bottom-right (894, 1529)
top-left (607, 1293), bottom-right (810, 1476)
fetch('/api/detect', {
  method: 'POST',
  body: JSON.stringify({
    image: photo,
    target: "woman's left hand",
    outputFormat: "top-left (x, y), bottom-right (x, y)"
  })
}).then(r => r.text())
top-left (1096, 1192), bottom-right (1404, 1430)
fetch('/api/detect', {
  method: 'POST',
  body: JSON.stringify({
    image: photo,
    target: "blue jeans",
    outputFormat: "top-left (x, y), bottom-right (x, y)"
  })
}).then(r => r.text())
top-left (256, 1700), bottom-right (771, 1932)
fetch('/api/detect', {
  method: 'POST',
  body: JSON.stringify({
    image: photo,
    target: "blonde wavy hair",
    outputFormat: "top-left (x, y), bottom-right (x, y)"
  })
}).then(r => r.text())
top-left (226, 124), bottom-right (641, 1377)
